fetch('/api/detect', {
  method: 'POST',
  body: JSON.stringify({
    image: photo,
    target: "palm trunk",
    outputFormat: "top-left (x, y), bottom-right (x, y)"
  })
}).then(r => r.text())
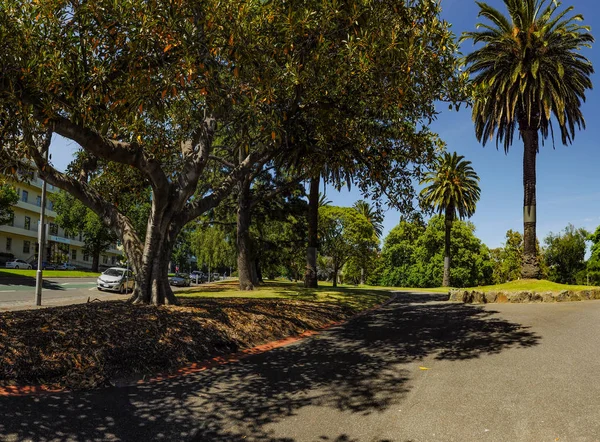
top-left (443, 209), bottom-right (453, 287)
top-left (237, 177), bottom-right (254, 290)
top-left (304, 175), bottom-right (319, 288)
top-left (521, 124), bottom-right (540, 279)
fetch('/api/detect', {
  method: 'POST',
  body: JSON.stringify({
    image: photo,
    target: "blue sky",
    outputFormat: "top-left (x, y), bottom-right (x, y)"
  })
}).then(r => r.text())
top-left (49, 0), bottom-right (599, 250)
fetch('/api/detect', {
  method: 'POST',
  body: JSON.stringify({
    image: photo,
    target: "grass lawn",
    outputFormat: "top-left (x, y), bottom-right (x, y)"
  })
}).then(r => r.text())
top-left (0, 280), bottom-right (394, 390)
top-left (0, 269), bottom-right (100, 278)
top-left (462, 279), bottom-right (599, 293)
top-left (178, 279), bottom-right (392, 311)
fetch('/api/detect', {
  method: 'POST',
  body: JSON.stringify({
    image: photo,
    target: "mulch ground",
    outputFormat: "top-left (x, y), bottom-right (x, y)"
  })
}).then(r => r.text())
top-left (0, 298), bottom-right (355, 391)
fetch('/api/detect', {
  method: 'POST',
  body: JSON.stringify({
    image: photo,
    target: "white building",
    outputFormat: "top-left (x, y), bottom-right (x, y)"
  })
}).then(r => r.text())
top-left (0, 172), bottom-right (122, 269)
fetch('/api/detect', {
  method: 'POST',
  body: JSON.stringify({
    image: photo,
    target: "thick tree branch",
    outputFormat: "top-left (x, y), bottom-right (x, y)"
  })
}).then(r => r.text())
top-left (27, 143), bottom-right (144, 268)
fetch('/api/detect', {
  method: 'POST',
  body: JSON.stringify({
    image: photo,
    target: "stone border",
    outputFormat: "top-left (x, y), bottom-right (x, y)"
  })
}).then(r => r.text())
top-left (449, 288), bottom-right (600, 304)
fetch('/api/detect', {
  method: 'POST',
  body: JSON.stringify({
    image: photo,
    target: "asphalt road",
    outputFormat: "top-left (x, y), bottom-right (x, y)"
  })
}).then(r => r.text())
top-left (2, 293), bottom-right (600, 441)
top-left (0, 277), bottom-right (194, 310)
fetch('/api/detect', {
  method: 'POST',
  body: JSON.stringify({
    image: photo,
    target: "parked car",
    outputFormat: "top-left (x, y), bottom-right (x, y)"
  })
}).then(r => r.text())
top-left (97, 267), bottom-right (134, 294)
top-left (31, 261), bottom-right (57, 270)
top-left (58, 262), bottom-right (77, 270)
top-left (5, 259), bottom-right (32, 270)
top-left (169, 273), bottom-right (191, 287)
top-left (211, 273), bottom-right (221, 281)
top-left (189, 270), bottom-right (207, 283)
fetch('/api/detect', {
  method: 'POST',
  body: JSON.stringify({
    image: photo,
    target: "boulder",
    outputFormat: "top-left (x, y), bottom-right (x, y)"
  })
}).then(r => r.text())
top-left (579, 290), bottom-right (592, 301)
top-left (530, 292), bottom-right (543, 303)
top-left (541, 292), bottom-right (555, 303)
top-left (496, 293), bottom-right (509, 303)
top-left (591, 289), bottom-right (600, 300)
top-left (472, 291), bottom-right (486, 304)
top-left (555, 290), bottom-right (571, 302)
top-left (485, 292), bottom-right (498, 303)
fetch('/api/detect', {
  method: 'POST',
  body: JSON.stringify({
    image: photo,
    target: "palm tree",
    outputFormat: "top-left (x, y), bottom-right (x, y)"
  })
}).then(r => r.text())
top-left (420, 152), bottom-right (481, 287)
top-left (353, 200), bottom-right (384, 238)
top-left (461, 0), bottom-right (593, 279)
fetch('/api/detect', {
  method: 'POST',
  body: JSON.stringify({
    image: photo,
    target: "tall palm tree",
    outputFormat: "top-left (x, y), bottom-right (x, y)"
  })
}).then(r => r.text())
top-left (461, 0), bottom-right (593, 279)
top-left (353, 200), bottom-right (384, 238)
top-left (420, 152), bottom-right (481, 287)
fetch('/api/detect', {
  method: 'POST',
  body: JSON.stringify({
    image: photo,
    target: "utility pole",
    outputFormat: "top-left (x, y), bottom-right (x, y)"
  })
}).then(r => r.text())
top-left (34, 150), bottom-right (50, 306)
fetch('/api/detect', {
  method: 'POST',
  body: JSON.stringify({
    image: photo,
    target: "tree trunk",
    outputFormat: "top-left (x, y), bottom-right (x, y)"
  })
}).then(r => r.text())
top-left (304, 175), bottom-right (319, 288)
top-left (521, 124), bottom-right (540, 279)
top-left (91, 252), bottom-right (100, 273)
top-left (237, 177), bottom-right (254, 290)
top-left (127, 201), bottom-right (179, 305)
top-left (360, 267), bottom-right (365, 285)
top-left (332, 263), bottom-right (338, 288)
top-left (443, 210), bottom-right (453, 287)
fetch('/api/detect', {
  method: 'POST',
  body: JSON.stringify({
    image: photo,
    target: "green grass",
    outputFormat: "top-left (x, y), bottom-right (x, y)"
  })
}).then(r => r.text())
top-left (177, 280), bottom-right (393, 311)
top-left (0, 269), bottom-right (100, 278)
top-left (461, 279), bottom-right (598, 293)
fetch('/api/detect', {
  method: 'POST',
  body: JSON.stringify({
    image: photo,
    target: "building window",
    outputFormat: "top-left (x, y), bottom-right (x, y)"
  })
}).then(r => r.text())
top-left (47, 200), bottom-right (53, 211)
top-left (78, 233), bottom-right (82, 241)
top-left (83, 252), bottom-right (89, 262)
top-left (36, 196), bottom-right (41, 207)
top-left (111, 256), bottom-right (116, 265)
top-left (6, 238), bottom-right (12, 252)
top-left (7, 213), bottom-right (13, 227)
top-left (71, 249), bottom-right (77, 261)
top-left (24, 216), bottom-right (31, 230)
top-left (21, 190), bottom-right (28, 203)
top-left (49, 223), bottom-right (58, 235)
top-left (23, 241), bottom-right (30, 254)
top-left (102, 255), bottom-right (108, 264)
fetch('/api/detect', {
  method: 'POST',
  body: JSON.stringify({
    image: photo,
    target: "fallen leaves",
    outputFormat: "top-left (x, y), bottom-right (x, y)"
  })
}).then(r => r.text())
top-left (0, 298), bottom-right (353, 391)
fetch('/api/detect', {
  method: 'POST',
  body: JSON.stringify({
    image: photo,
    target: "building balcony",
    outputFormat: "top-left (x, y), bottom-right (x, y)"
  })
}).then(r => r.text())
top-left (15, 200), bottom-right (57, 218)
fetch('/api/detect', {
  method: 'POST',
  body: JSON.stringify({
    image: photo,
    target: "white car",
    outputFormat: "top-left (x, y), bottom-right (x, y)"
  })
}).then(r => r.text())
top-left (97, 267), bottom-right (135, 294)
top-left (5, 259), bottom-right (32, 270)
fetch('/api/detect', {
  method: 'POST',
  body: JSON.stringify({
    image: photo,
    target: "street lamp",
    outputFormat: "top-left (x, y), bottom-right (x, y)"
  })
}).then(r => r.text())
top-left (34, 150), bottom-right (50, 306)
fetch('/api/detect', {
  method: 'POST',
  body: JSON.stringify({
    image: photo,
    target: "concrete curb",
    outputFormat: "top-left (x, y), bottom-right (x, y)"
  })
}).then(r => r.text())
top-left (0, 292), bottom-right (398, 397)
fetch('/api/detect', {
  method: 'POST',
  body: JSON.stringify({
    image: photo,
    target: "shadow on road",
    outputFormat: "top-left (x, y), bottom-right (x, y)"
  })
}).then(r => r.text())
top-left (0, 294), bottom-right (540, 441)
top-left (0, 273), bottom-right (64, 290)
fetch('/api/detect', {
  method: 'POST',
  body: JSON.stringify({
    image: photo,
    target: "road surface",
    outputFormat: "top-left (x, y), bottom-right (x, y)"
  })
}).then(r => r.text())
top-left (1, 293), bottom-right (600, 441)
top-left (0, 277), bottom-right (194, 310)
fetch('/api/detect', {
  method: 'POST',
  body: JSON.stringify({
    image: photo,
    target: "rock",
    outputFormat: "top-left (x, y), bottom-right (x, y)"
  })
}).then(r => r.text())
top-left (530, 292), bottom-right (543, 303)
top-left (555, 290), bottom-right (571, 302)
top-left (485, 292), bottom-right (498, 303)
top-left (579, 290), bottom-right (592, 300)
top-left (472, 291), bottom-right (486, 304)
top-left (541, 292), bottom-right (555, 303)
top-left (496, 293), bottom-right (508, 303)
top-left (591, 289), bottom-right (600, 300)
top-left (569, 292), bottom-right (582, 302)
top-left (508, 291), bottom-right (531, 303)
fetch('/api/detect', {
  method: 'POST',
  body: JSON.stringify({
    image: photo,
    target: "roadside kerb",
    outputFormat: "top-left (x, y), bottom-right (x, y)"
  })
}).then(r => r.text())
top-left (0, 292), bottom-right (398, 397)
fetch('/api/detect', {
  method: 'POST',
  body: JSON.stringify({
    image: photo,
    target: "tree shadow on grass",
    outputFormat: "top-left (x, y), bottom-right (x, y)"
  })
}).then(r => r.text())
top-left (0, 294), bottom-right (540, 441)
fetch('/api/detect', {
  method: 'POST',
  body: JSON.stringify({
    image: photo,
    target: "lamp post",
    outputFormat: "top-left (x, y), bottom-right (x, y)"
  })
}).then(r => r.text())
top-left (34, 150), bottom-right (50, 306)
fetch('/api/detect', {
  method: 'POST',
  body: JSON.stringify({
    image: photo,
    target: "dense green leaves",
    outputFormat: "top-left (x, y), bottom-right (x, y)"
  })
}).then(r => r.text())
top-left (462, 0), bottom-right (594, 150)
top-left (0, 182), bottom-right (18, 226)
top-left (544, 224), bottom-right (588, 284)
top-left (379, 216), bottom-right (493, 288)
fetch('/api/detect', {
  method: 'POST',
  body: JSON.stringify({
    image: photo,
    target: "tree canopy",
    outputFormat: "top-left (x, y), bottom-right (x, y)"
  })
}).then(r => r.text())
top-left (0, 0), bottom-right (465, 304)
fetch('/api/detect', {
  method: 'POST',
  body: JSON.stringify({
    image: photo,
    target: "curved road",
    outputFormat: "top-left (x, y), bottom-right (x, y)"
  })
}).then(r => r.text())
top-left (1, 293), bottom-right (600, 441)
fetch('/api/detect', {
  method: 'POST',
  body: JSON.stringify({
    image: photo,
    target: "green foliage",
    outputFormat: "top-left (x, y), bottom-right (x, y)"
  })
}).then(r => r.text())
top-left (52, 190), bottom-right (117, 266)
top-left (318, 206), bottom-right (378, 284)
top-left (462, 0), bottom-right (594, 150)
top-left (379, 216), bottom-right (493, 288)
top-left (420, 152), bottom-right (481, 221)
top-left (491, 230), bottom-right (523, 283)
top-left (191, 226), bottom-right (234, 273)
top-left (543, 224), bottom-right (588, 284)
top-left (587, 225), bottom-right (600, 284)
top-left (0, 182), bottom-right (18, 226)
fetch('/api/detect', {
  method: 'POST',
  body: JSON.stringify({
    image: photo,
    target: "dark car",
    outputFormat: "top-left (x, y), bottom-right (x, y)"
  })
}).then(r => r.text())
top-left (170, 273), bottom-right (191, 287)
top-left (189, 270), bottom-right (207, 283)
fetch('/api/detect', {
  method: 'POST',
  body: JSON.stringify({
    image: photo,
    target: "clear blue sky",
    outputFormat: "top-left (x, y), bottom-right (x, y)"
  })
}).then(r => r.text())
top-left (49, 0), bottom-right (600, 250)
